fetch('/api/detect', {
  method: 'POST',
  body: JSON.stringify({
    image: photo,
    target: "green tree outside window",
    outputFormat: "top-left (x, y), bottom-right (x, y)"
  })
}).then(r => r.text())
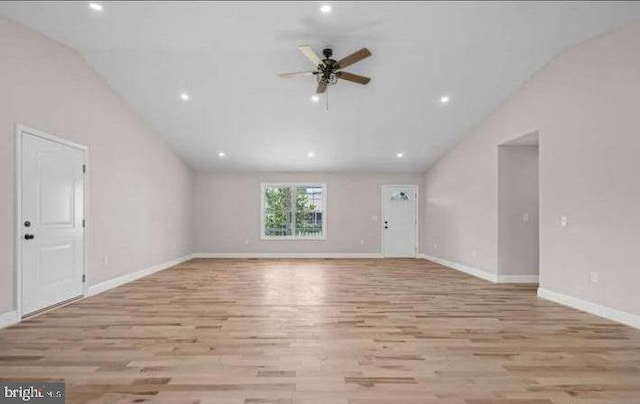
top-left (264, 186), bottom-right (323, 237)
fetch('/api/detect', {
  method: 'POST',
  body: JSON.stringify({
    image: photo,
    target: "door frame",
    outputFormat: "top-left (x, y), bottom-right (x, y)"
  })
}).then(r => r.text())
top-left (381, 184), bottom-right (419, 258)
top-left (14, 124), bottom-right (88, 318)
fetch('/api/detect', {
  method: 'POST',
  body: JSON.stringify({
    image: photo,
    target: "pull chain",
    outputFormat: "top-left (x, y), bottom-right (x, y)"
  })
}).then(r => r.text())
top-left (326, 88), bottom-right (329, 111)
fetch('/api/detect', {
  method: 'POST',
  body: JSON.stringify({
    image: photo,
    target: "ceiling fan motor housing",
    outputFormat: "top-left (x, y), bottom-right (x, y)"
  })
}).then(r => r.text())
top-left (319, 48), bottom-right (338, 84)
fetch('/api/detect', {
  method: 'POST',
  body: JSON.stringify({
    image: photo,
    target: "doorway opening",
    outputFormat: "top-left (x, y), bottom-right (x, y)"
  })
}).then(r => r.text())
top-left (497, 132), bottom-right (539, 283)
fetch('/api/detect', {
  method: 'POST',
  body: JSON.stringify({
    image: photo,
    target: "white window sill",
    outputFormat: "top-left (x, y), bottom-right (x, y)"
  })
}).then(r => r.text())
top-left (261, 236), bottom-right (327, 241)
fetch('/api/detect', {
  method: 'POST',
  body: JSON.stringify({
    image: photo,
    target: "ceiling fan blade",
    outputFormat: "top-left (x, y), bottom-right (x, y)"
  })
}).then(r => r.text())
top-left (316, 80), bottom-right (327, 94)
top-left (337, 71), bottom-right (371, 85)
top-left (336, 48), bottom-right (371, 69)
top-left (279, 71), bottom-right (316, 78)
top-left (299, 45), bottom-right (324, 68)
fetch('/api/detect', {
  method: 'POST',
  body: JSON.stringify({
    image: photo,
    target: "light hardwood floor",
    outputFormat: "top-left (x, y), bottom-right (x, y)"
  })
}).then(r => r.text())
top-left (1, 259), bottom-right (640, 404)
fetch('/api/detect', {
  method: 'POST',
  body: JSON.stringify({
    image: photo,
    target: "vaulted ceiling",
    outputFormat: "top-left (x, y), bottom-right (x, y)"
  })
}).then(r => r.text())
top-left (2, 1), bottom-right (640, 171)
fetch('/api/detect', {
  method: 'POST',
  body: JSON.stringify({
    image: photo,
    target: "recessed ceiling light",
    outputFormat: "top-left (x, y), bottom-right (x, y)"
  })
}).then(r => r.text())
top-left (311, 95), bottom-right (320, 103)
top-left (307, 152), bottom-right (315, 158)
top-left (88, 2), bottom-right (103, 11)
top-left (320, 4), bottom-right (332, 13)
top-left (218, 152), bottom-right (225, 158)
top-left (180, 92), bottom-right (190, 101)
top-left (396, 152), bottom-right (404, 158)
top-left (440, 95), bottom-right (450, 104)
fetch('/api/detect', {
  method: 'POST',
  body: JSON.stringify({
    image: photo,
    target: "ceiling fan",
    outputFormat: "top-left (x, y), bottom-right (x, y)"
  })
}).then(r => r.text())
top-left (279, 45), bottom-right (372, 94)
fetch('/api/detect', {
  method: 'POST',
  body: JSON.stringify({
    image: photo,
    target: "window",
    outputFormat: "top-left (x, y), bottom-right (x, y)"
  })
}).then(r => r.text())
top-left (391, 190), bottom-right (411, 201)
top-left (261, 182), bottom-right (327, 240)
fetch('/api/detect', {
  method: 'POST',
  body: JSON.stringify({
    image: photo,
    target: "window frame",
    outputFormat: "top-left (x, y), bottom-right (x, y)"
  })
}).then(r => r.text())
top-left (260, 182), bottom-right (328, 240)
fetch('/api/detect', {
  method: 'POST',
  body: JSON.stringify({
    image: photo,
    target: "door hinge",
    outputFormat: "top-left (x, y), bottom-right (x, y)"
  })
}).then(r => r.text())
top-left (82, 219), bottom-right (85, 228)
top-left (82, 274), bottom-right (86, 283)
top-left (82, 164), bottom-right (86, 173)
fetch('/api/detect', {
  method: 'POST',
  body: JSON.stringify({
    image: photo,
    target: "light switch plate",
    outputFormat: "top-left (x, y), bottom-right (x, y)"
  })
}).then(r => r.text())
top-left (561, 216), bottom-right (568, 227)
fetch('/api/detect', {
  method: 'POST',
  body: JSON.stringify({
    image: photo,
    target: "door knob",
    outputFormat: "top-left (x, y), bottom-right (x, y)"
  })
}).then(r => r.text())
top-left (384, 226), bottom-right (388, 229)
top-left (24, 220), bottom-right (31, 227)
top-left (384, 221), bottom-right (388, 224)
top-left (24, 234), bottom-right (35, 240)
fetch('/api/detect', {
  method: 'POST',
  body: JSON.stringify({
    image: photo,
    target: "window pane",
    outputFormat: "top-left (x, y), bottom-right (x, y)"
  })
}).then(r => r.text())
top-left (264, 186), bottom-right (292, 236)
top-left (391, 190), bottom-right (410, 201)
top-left (295, 186), bottom-right (324, 238)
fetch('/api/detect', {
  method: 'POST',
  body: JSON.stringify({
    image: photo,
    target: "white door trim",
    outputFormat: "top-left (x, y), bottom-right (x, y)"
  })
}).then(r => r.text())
top-left (14, 124), bottom-right (88, 319)
top-left (381, 184), bottom-right (419, 258)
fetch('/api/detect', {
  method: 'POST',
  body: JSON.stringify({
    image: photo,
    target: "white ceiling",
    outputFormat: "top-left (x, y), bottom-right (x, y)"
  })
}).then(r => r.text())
top-left (2, 2), bottom-right (640, 172)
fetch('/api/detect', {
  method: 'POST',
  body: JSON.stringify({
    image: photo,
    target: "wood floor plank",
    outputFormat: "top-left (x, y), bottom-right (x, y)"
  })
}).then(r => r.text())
top-left (1, 258), bottom-right (640, 403)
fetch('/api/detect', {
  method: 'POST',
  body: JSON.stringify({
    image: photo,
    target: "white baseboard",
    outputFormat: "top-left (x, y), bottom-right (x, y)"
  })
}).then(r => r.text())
top-left (421, 255), bottom-right (539, 284)
top-left (537, 288), bottom-right (640, 330)
top-left (193, 252), bottom-right (383, 259)
top-left (416, 253), bottom-right (427, 260)
top-left (497, 275), bottom-right (539, 284)
top-left (88, 253), bottom-right (195, 296)
top-left (423, 254), bottom-right (498, 283)
top-left (0, 310), bottom-right (19, 329)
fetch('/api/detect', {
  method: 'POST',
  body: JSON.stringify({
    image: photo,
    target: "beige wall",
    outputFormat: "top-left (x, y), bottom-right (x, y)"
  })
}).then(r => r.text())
top-left (498, 145), bottom-right (539, 277)
top-left (194, 172), bottom-right (423, 254)
top-left (0, 18), bottom-right (194, 314)
top-left (423, 22), bottom-right (640, 316)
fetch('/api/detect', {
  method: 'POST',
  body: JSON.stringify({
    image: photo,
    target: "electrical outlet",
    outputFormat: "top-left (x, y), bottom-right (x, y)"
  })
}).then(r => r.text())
top-left (590, 271), bottom-right (598, 284)
top-left (561, 216), bottom-right (568, 227)
top-left (434, 243), bottom-right (439, 250)
top-left (471, 250), bottom-right (477, 259)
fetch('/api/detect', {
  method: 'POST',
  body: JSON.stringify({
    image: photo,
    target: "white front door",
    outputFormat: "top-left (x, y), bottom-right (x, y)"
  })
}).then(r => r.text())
top-left (21, 130), bottom-right (85, 316)
top-left (382, 185), bottom-right (417, 258)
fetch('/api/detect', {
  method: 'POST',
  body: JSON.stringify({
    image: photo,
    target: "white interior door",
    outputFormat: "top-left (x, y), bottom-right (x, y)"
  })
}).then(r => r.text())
top-left (382, 185), bottom-right (417, 258)
top-left (21, 130), bottom-right (85, 316)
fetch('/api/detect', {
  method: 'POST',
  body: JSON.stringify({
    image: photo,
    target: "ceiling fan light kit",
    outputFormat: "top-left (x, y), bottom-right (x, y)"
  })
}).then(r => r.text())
top-left (279, 45), bottom-right (372, 109)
